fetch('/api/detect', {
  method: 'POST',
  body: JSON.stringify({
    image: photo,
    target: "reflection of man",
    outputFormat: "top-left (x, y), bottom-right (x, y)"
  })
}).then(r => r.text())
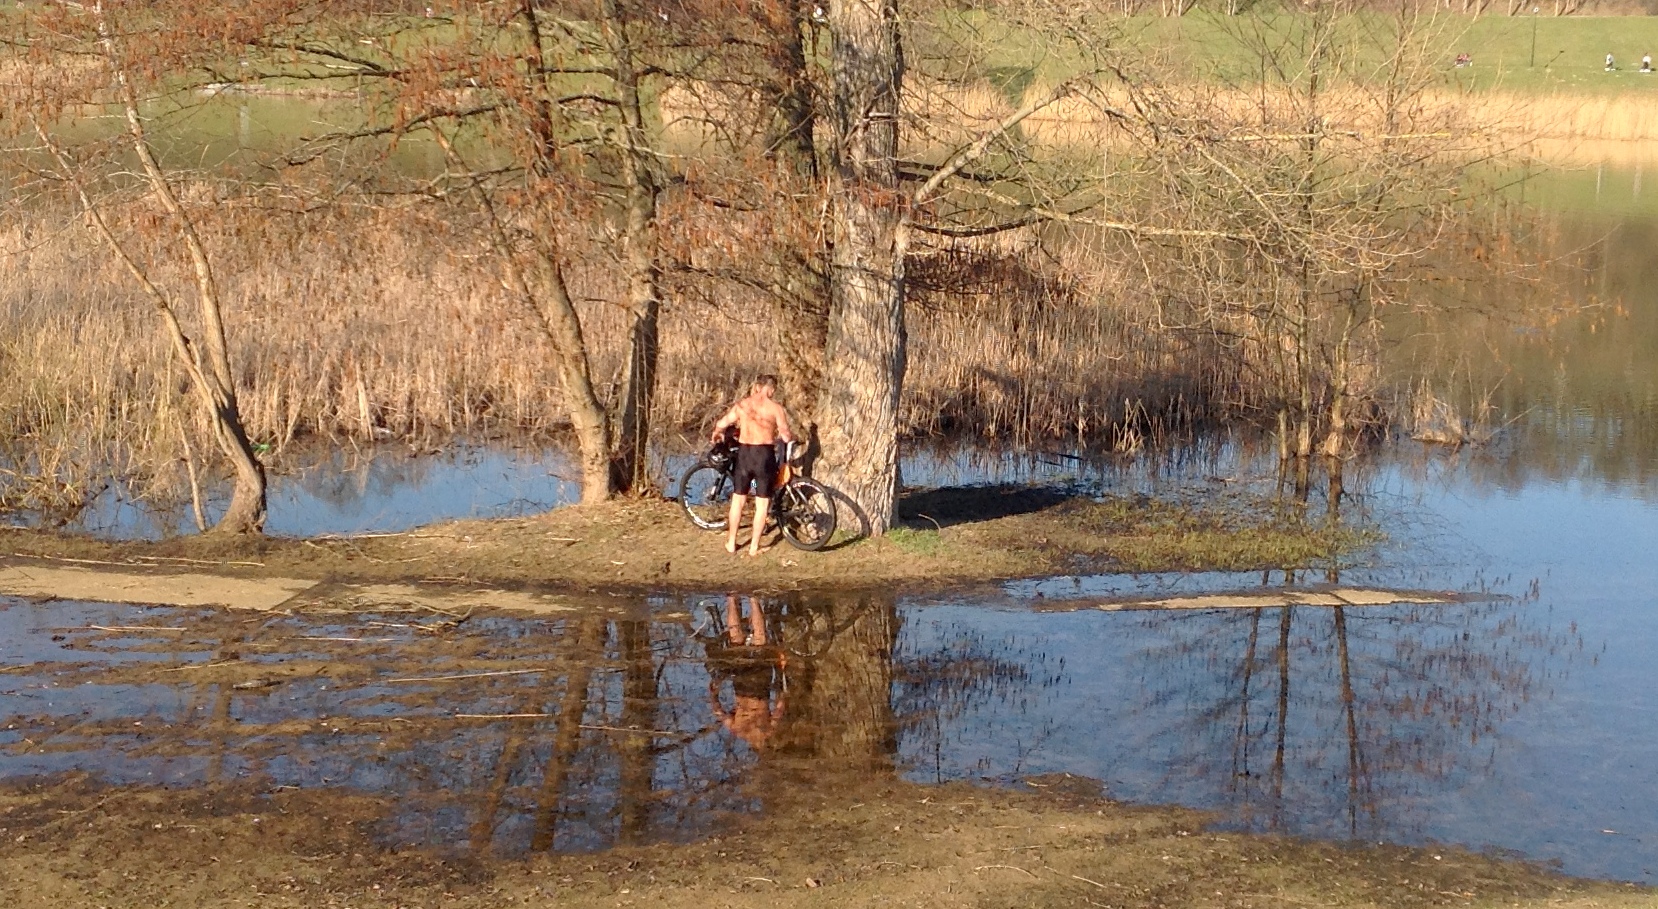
top-left (710, 374), bottom-right (795, 556)
top-left (707, 595), bottom-right (787, 751)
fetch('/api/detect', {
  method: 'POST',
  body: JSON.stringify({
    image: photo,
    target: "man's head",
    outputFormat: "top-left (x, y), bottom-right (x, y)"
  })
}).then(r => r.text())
top-left (752, 374), bottom-right (778, 397)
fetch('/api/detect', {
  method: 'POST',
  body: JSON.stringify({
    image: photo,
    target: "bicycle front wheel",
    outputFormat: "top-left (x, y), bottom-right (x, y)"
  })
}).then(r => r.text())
top-left (777, 478), bottom-right (837, 551)
top-left (679, 461), bottom-right (733, 531)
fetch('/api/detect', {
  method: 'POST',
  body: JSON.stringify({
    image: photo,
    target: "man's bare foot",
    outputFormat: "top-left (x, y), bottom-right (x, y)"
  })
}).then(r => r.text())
top-left (725, 539), bottom-right (738, 554)
top-left (747, 544), bottom-right (771, 557)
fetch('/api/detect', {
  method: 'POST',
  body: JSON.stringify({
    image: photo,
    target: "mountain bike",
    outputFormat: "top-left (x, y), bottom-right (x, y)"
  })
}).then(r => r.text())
top-left (678, 437), bottom-right (838, 551)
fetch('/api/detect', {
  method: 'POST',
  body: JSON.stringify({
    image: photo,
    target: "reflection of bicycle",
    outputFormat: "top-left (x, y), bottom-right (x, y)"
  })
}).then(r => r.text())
top-left (678, 437), bottom-right (838, 551)
top-left (692, 597), bottom-right (832, 659)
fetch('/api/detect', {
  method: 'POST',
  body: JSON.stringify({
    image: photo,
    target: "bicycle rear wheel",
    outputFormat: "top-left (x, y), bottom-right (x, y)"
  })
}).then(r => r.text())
top-left (679, 461), bottom-right (733, 531)
top-left (777, 478), bottom-right (837, 551)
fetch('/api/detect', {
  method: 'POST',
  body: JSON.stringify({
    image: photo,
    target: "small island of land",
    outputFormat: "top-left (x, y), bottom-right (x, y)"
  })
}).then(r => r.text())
top-left (0, 485), bottom-right (1373, 597)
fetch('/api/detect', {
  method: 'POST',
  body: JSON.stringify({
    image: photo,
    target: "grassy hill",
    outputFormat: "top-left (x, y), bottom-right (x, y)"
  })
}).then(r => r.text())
top-left (926, 10), bottom-right (1658, 97)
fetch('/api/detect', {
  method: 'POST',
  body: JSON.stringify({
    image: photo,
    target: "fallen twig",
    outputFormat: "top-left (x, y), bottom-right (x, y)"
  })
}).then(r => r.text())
top-left (9, 553), bottom-right (128, 567)
top-left (158, 659), bottom-right (238, 672)
top-left (452, 713), bottom-right (682, 736)
top-left (88, 625), bottom-right (188, 633)
top-left (129, 555), bottom-right (264, 568)
top-left (385, 668), bottom-right (546, 683)
top-left (974, 865), bottom-right (1038, 878)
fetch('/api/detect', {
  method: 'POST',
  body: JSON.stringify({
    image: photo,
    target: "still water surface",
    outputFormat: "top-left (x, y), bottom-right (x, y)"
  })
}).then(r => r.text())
top-left (3, 164), bottom-right (1658, 881)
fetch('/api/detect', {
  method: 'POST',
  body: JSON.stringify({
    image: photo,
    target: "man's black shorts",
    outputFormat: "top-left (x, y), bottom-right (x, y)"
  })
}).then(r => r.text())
top-left (733, 443), bottom-right (779, 498)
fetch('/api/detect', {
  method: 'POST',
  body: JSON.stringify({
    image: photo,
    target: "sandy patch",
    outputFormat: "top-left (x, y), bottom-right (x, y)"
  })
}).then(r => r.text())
top-left (0, 562), bottom-right (316, 609)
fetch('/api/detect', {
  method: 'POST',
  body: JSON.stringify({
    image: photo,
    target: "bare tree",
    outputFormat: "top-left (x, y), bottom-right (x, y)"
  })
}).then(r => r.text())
top-left (3, 1), bottom-right (270, 533)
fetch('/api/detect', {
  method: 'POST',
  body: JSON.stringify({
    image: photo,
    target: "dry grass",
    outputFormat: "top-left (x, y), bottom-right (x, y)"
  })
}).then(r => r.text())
top-left (0, 195), bottom-right (760, 508)
top-left (0, 180), bottom-right (1230, 508)
top-left (2, 64), bottom-right (1545, 510)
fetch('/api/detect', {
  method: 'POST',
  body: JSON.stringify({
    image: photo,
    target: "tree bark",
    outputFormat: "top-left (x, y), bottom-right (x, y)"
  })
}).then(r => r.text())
top-left (604, 0), bottom-right (665, 495)
top-left (541, 257), bottom-right (623, 504)
top-left (817, 0), bottom-right (906, 534)
top-left (760, 0), bottom-right (830, 429)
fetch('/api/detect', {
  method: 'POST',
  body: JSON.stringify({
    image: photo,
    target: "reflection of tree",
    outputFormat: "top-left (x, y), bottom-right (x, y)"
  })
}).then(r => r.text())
top-left (772, 594), bottom-right (900, 768)
top-left (0, 593), bottom-right (917, 855)
top-left (1396, 209), bottom-right (1658, 499)
top-left (1129, 589), bottom-right (1576, 840)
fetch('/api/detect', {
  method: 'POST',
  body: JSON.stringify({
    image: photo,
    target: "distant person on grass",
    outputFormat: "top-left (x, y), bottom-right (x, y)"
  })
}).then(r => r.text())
top-left (1643, 53), bottom-right (1653, 73)
top-left (710, 374), bottom-right (796, 556)
top-left (1607, 52), bottom-right (1617, 72)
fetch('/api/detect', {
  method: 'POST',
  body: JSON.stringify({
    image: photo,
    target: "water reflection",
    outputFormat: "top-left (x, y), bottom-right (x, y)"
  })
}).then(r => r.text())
top-left (57, 445), bottom-right (584, 540)
top-left (1122, 599), bottom-right (1561, 838)
top-left (1, 582), bottom-right (1628, 877)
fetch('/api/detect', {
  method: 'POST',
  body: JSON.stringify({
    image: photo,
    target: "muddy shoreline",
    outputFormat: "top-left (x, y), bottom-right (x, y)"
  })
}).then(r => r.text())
top-left (2, 773), bottom-right (1649, 909)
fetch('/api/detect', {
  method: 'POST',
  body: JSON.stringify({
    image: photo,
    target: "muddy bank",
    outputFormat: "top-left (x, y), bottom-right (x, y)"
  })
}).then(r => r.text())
top-left (0, 487), bottom-right (1372, 596)
top-left (0, 774), bottom-right (1646, 909)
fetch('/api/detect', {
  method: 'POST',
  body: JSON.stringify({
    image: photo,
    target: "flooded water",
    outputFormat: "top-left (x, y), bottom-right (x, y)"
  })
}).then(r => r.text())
top-left (0, 545), bottom-right (1650, 878)
top-left (5, 161), bottom-right (1658, 883)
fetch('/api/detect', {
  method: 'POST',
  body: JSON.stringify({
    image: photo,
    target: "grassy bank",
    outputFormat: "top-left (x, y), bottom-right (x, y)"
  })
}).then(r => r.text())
top-left (0, 485), bottom-right (1374, 593)
top-left (925, 10), bottom-right (1658, 145)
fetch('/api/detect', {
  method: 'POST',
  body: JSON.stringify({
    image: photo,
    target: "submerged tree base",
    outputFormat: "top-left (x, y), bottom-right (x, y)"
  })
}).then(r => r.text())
top-left (0, 485), bottom-right (1376, 593)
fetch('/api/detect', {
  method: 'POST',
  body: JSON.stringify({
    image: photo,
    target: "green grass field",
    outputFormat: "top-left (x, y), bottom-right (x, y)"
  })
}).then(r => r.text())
top-left (926, 9), bottom-right (1658, 97)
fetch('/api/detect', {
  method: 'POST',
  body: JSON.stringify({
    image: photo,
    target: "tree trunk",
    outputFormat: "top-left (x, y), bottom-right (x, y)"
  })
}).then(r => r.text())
top-left (1321, 308), bottom-right (1354, 459)
top-left (94, 5), bottom-right (265, 533)
top-left (818, 0), bottom-right (906, 534)
top-left (605, 0), bottom-right (665, 495)
top-left (760, 0), bottom-right (829, 429)
top-left (540, 257), bottom-right (620, 504)
top-left (511, 2), bottom-right (618, 504)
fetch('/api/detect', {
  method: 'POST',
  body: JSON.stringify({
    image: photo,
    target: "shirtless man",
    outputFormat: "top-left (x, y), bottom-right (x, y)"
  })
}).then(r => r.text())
top-left (710, 374), bottom-right (795, 555)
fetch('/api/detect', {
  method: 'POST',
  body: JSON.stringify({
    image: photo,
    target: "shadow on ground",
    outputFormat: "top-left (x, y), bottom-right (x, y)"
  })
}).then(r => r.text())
top-left (899, 484), bottom-right (1071, 529)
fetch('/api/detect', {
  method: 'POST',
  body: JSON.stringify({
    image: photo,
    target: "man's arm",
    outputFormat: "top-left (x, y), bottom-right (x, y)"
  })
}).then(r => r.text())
top-left (772, 402), bottom-right (794, 444)
top-left (711, 405), bottom-right (739, 441)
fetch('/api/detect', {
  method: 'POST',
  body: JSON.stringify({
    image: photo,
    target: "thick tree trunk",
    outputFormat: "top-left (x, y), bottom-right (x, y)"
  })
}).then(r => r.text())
top-left (605, 1), bottom-right (665, 495)
top-left (817, 0), bottom-right (906, 534)
top-left (760, 0), bottom-right (830, 428)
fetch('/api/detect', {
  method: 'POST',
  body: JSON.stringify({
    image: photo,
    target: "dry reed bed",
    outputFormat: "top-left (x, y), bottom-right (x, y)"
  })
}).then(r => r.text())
top-left (672, 76), bottom-right (1658, 154)
top-left (6, 70), bottom-right (1527, 509)
top-left (0, 182), bottom-right (1229, 508)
